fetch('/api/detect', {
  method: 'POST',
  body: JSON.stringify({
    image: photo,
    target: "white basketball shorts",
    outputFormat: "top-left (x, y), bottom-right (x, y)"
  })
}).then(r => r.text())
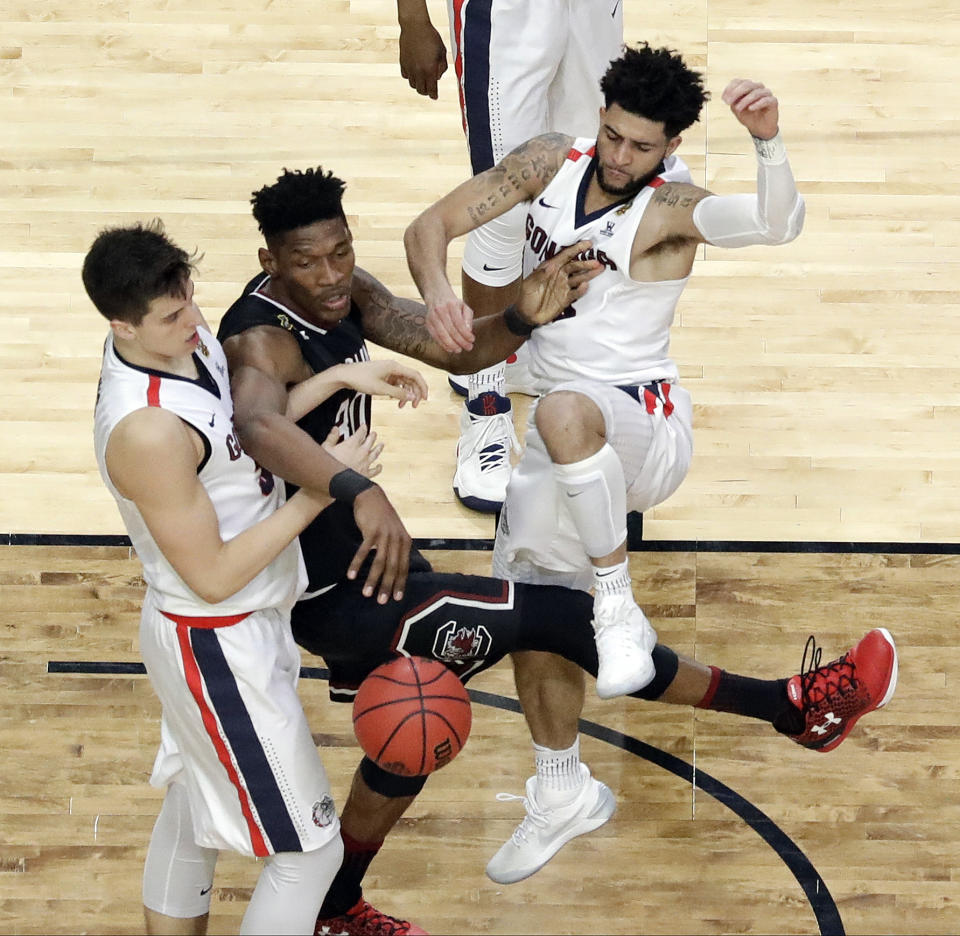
top-left (493, 378), bottom-right (693, 590)
top-left (140, 588), bottom-right (339, 858)
top-left (450, 0), bottom-right (624, 284)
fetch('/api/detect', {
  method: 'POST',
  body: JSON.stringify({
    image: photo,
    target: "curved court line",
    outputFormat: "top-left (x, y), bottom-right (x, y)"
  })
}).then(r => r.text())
top-left (47, 660), bottom-right (843, 935)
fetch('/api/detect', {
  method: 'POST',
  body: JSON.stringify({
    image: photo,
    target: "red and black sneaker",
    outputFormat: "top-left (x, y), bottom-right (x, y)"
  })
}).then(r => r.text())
top-left (316, 898), bottom-right (427, 936)
top-left (785, 627), bottom-right (898, 752)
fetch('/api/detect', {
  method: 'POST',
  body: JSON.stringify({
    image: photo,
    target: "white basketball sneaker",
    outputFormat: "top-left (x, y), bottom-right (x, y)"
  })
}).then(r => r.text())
top-left (592, 594), bottom-right (658, 699)
top-left (486, 764), bottom-right (616, 884)
top-left (453, 392), bottom-right (520, 513)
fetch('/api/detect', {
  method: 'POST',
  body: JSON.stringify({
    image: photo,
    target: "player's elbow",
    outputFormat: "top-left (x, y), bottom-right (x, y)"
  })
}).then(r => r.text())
top-left (765, 194), bottom-right (805, 245)
top-left (193, 582), bottom-right (231, 605)
top-left (233, 409), bottom-right (278, 457)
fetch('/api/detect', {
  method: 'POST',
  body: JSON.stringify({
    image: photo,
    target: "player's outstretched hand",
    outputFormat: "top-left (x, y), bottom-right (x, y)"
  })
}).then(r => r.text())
top-left (348, 487), bottom-right (413, 604)
top-left (426, 294), bottom-right (476, 353)
top-left (399, 17), bottom-right (448, 99)
top-left (514, 239), bottom-right (603, 328)
top-left (722, 79), bottom-right (780, 141)
top-left (342, 359), bottom-right (429, 408)
top-left (322, 425), bottom-right (384, 479)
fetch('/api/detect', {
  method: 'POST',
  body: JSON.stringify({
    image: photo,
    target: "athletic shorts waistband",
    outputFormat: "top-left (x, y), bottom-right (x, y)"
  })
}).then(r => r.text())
top-left (160, 610), bottom-right (253, 629)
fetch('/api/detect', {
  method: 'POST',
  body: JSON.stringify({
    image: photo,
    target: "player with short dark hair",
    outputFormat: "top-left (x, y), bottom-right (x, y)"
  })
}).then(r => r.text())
top-left (82, 221), bottom-right (197, 325)
top-left (218, 167), bottom-right (896, 934)
top-left (86, 220), bottom-right (348, 935)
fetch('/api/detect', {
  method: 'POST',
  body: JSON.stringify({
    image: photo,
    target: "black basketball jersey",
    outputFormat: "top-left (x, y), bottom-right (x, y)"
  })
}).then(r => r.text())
top-left (217, 273), bottom-right (378, 593)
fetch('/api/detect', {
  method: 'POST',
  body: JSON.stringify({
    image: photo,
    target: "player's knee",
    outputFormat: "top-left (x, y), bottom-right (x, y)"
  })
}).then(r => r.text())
top-left (630, 644), bottom-right (680, 700)
top-left (359, 756), bottom-right (428, 798)
top-left (535, 391), bottom-right (605, 459)
top-left (264, 837), bottom-right (344, 892)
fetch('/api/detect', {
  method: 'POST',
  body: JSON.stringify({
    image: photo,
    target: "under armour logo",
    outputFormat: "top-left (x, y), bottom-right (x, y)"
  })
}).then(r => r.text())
top-left (810, 712), bottom-right (842, 735)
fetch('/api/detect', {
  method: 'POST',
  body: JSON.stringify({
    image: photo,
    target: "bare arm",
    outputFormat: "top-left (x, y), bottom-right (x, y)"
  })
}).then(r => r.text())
top-left (403, 133), bottom-right (573, 351)
top-left (105, 407), bottom-right (324, 605)
top-left (223, 325), bottom-right (414, 603)
top-left (285, 358), bottom-right (429, 422)
top-left (396, 0), bottom-right (448, 99)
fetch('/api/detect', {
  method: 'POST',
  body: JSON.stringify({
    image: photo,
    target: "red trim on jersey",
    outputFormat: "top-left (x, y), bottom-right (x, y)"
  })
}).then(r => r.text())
top-left (566, 145), bottom-right (596, 162)
top-left (649, 176), bottom-right (666, 188)
top-left (452, 0), bottom-right (467, 134)
top-left (146, 374), bottom-right (161, 407)
top-left (175, 622), bottom-right (269, 857)
top-left (162, 610), bottom-right (252, 629)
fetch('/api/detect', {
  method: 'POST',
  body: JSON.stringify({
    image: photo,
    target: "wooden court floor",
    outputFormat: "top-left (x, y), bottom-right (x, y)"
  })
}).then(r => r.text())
top-left (2, 0), bottom-right (959, 933)
top-left (0, 546), bottom-right (953, 935)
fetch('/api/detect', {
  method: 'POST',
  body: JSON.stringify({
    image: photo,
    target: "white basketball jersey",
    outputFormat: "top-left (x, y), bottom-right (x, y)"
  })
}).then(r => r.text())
top-left (522, 138), bottom-right (693, 386)
top-left (93, 327), bottom-right (304, 616)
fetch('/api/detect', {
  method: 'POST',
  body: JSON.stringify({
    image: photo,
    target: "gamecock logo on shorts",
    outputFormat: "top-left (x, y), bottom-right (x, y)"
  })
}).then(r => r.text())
top-left (312, 794), bottom-right (335, 828)
top-left (433, 621), bottom-right (492, 661)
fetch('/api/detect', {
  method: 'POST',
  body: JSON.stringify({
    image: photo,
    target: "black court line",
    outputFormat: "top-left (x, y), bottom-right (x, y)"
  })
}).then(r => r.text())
top-left (47, 660), bottom-right (843, 935)
top-left (7, 531), bottom-right (960, 554)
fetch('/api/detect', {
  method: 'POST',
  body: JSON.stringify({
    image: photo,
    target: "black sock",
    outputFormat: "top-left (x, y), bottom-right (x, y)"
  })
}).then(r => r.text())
top-left (697, 668), bottom-right (803, 733)
top-left (318, 831), bottom-right (381, 918)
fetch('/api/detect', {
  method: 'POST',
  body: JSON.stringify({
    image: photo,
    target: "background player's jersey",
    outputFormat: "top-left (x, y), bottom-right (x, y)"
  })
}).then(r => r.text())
top-left (93, 327), bottom-right (303, 616)
top-left (217, 275), bottom-right (428, 595)
top-left (522, 138), bottom-right (693, 387)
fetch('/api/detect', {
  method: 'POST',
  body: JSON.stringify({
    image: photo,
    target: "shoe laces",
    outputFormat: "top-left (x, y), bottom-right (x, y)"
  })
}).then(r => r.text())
top-left (326, 900), bottom-right (411, 936)
top-left (495, 788), bottom-right (550, 845)
top-left (799, 635), bottom-right (857, 705)
top-left (465, 411), bottom-right (520, 471)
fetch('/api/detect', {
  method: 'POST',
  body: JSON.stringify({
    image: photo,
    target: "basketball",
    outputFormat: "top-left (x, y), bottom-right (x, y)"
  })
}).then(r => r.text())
top-left (352, 656), bottom-right (472, 776)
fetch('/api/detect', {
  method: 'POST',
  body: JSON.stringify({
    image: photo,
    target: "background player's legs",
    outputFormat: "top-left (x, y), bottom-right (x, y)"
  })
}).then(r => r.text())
top-left (447, 0), bottom-right (581, 511)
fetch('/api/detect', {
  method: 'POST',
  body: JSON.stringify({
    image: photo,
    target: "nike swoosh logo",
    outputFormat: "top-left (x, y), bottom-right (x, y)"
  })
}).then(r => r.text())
top-left (483, 263), bottom-right (505, 272)
top-left (208, 414), bottom-right (215, 427)
top-left (611, 0), bottom-right (621, 16)
top-left (200, 885), bottom-right (213, 895)
top-left (538, 197), bottom-right (559, 209)
top-left (566, 490), bottom-right (584, 498)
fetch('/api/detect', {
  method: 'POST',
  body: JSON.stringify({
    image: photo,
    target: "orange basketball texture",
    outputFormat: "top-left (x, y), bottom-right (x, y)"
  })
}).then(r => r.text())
top-left (352, 656), bottom-right (473, 776)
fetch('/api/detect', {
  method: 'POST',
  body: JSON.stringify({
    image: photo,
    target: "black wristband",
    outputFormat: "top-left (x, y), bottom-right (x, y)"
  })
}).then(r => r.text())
top-left (503, 304), bottom-right (537, 337)
top-left (328, 468), bottom-right (375, 504)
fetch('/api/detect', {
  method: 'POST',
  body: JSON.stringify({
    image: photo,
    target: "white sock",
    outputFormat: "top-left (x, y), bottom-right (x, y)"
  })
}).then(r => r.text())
top-left (468, 364), bottom-right (506, 401)
top-left (593, 558), bottom-right (632, 601)
top-left (534, 737), bottom-right (585, 806)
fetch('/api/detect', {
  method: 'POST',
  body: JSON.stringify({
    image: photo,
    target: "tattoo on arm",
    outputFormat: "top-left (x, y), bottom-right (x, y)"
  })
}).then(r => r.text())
top-left (652, 183), bottom-right (707, 210)
top-left (464, 133), bottom-right (571, 226)
top-left (356, 273), bottom-right (439, 363)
